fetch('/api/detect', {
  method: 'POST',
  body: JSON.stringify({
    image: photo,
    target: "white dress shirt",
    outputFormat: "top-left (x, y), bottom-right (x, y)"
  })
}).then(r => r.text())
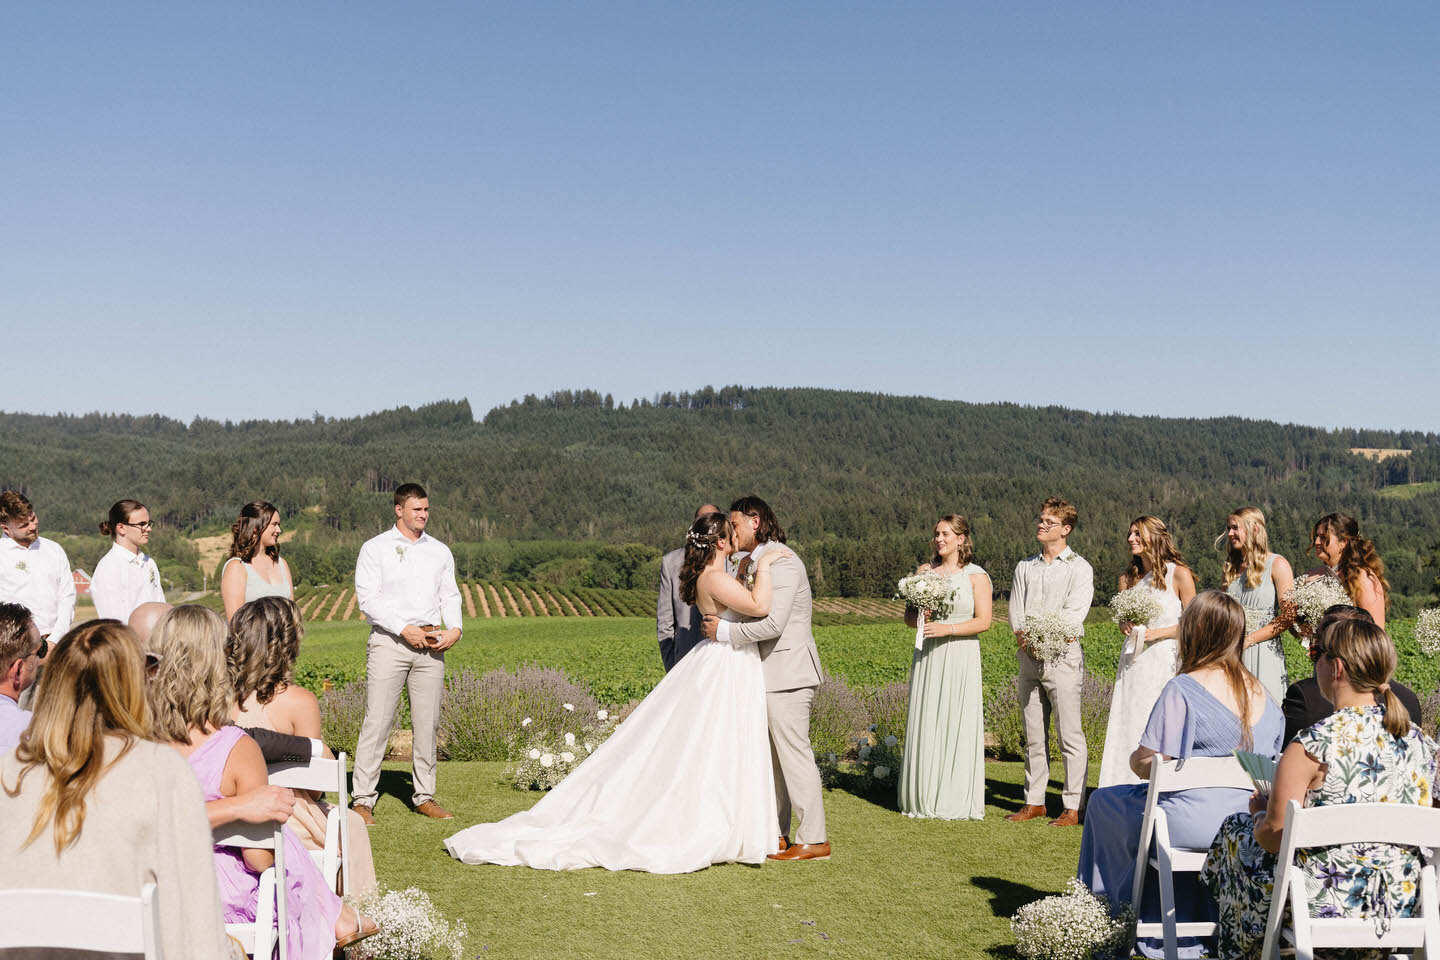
top-left (0, 692), bottom-right (32, 750)
top-left (89, 543), bottom-right (166, 623)
top-left (0, 535), bottom-right (76, 638)
top-left (354, 526), bottom-right (463, 637)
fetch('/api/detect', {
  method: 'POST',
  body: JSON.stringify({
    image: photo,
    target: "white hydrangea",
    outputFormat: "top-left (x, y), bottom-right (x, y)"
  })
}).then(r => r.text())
top-left (521, 717), bottom-right (533, 727)
top-left (528, 748), bottom-right (541, 760)
top-left (560, 751), bottom-right (575, 763)
top-left (564, 732), bottom-right (576, 746)
top-left (884, 735), bottom-right (898, 748)
top-left (873, 766), bottom-right (890, 779)
top-left (540, 753), bottom-right (554, 768)
top-left (859, 745), bottom-right (872, 760)
top-left (597, 709), bottom-right (609, 720)
top-left (563, 703), bottom-right (575, 712)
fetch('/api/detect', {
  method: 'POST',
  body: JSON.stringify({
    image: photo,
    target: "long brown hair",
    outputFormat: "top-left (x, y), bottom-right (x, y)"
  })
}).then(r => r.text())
top-left (1318, 617), bottom-right (1410, 739)
top-left (1311, 513), bottom-right (1390, 609)
top-left (679, 512), bottom-right (732, 605)
top-left (229, 500), bottom-right (280, 563)
top-left (1176, 591), bottom-right (1257, 748)
top-left (2, 621), bottom-right (151, 854)
top-left (1120, 516), bottom-right (1193, 591)
top-left (227, 596), bottom-right (302, 706)
top-left (930, 514), bottom-right (975, 568)
top-left (1216, 506), bottom-right (1270, 589)
top-left (728, 495), bottom-right (786, 545)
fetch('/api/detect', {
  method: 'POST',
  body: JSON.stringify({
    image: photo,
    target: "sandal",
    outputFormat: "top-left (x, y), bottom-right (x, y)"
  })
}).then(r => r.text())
top-left (334, 911), bottom-right (380, 952)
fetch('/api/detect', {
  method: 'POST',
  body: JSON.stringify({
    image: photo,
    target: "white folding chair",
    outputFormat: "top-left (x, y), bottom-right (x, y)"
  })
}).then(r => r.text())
top-left (267, 747), bottom-right (351, 894)
top-left (1131, 755), bottom-right (1254, 960)
top-left (1260, 799), bottom-right (1440, 960)
top-left (0, 883), bottom-right (162, 958)
top-left (214, 821), bottom-right (288, 960)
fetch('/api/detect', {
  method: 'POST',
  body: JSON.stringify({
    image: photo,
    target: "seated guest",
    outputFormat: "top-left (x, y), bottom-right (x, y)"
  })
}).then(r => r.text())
top-left (0, 603), bottom-right (41, 750)
top-left (1281, 605), bottom-right (1422, 744)
top-left (1200, 617), bottom-right (1437, 960)
top-left (0, 621), bottom-right (232, 959)
top-left (147, 604), bottom-right (377, 958)
top-left (229, 596), bottom-right (378, 895)
top-left (1078, 591), bottom-right (1284, 958)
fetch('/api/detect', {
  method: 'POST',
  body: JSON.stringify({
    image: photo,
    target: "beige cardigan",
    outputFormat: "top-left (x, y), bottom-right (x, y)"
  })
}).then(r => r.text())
top-left (0, 736), bottom-right (231, 960)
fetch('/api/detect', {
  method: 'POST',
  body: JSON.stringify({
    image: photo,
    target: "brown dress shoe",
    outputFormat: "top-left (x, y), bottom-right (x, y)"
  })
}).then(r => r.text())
top-left (767, 842), bottom-right (830, 861)
top-left (1048, 809), bottom-right (1082, 827)
top-left (777, 836), bottom-right (789, 852)
top-left (415, 800), bottom-right (454, 820)
top-left (353, 804), bottom-right (375, 826)
top-left (1004, 804), bottom-right (1048, 822)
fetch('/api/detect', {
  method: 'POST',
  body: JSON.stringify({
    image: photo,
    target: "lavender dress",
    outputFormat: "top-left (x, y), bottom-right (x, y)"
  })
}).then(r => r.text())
top-left (188, 725), bottom-right (342, 960)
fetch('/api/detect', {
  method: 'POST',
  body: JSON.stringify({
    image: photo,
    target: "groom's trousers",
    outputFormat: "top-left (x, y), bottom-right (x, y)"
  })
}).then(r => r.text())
top-left (352, 629), bottom-right (446, 808)
top-left (767, 687), bottom-right (827, 844)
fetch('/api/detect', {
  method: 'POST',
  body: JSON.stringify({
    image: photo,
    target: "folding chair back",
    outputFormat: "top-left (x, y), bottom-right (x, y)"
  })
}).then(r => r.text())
top-left (1132, 755), bottom-right (1253, 960)
top-left (267, 748), bottom-right (350, 893)
top-left (1260, 799), bottom-right (1440, 960)
top-left (0, 883), bottom-right (162, 958)
top-left (214, 821), bottom-right (288, 960)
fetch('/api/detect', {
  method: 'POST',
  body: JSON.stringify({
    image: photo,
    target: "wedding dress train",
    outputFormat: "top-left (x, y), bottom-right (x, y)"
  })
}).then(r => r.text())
top-left (443, 624), bottom-right (778, 873)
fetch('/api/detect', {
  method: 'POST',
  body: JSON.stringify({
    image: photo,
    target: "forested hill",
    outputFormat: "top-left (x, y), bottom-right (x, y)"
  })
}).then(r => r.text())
top-left (1, 389), bottom-right (1438, 607)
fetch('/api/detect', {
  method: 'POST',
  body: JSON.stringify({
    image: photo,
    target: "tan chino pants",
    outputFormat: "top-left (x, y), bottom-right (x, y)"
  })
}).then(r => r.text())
top-left (352, 629), bottom-right (446, 808)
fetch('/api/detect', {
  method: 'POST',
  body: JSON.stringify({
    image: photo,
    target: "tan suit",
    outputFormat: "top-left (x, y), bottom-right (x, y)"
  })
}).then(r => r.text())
top-left (725, 544), bottom-right (826, 844)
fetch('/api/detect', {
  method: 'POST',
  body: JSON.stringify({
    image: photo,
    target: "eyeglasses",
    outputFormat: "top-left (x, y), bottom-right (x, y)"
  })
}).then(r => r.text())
top-left (1035, 518), bottom-right (1063, 530)
top-left (1307, 643), bottom-right (1340, 666)
top-left (123, 520), bottom-right (154, 531)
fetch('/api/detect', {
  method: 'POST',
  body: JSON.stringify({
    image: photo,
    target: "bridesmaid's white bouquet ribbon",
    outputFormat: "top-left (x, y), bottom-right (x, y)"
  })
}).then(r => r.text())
top-left (1021, 612), bottom-right (1081, 663)
top-left (896, 571), bottom-right (956, 651)
top-left (1414, 608), bottom-right (1440, 656)
top-left (1284, 576), bottom-right (1352, 642)
top-left (1110, 586), bottom-right (1164, 656)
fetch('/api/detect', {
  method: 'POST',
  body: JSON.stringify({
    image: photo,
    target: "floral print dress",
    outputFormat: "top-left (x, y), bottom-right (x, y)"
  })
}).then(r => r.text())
top-left (1199, 706), bottom-right (1439, 960)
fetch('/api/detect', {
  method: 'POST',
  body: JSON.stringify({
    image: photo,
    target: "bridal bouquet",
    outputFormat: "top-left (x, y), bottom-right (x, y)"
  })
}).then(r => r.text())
top-left (505, 709), bottom-right (617, 791)
top-left (1108, 587), bottom-right (1164, 627)
top-left (1285, 575), bottom-right (1351, 628)
top-left (1011, 879), bottom-right (1134, 960)
top-left (347, 886), bottom-right (467, 960)
top-left (1414, 608), bottom-right (1440, 656)
top-left (1022, 612), bottom-right (1082, 663)
top-left (1244, 607), bottom-right (1272, 637)
top-left (895, 571), bottom-right (956, 620)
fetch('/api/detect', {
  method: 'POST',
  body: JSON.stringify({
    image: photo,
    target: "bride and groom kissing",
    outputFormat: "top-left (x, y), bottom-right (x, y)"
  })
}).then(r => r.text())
top-left (444, 496), bottom-right (831, 873)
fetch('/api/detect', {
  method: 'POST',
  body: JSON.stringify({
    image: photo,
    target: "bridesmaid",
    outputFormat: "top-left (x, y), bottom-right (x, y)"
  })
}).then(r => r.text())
top-left (221, 501), bottom-right (293, 621)
top-left (899, 514), bottom-right (992, 820)
top-left (1217, 507), bottom-right (1294, 703)
top-left (1299, 512), bottom-right (1389, 628)
top-left (1097, 516), bottom-right (1196, 787)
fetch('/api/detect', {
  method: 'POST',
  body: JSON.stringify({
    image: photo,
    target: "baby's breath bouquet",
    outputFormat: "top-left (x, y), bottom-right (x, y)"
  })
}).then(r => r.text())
top-left (505, 708), bottom-right (618, 790)
top-left (1285, 576), bottom-right (1351, 628)
top-left (1109, 587), bottom-right (1164, 627)
top-left (1022, 611), bottom-right (1082, 663)
top-left (1414, 608), bottom-right (1440, 657)
top-left (895, 571), bottom-right (956, 619)
top-left (1244, 607), bottom-right (1272, 637)
top-left (348, 887), bottom-right (467, 960)
top-left (1011, 878), bottom-right (1134, 960)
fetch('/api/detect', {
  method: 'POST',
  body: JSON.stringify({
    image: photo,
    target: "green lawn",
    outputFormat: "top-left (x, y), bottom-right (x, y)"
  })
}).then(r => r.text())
top-left (364, 759), bottom-right (1081, 960)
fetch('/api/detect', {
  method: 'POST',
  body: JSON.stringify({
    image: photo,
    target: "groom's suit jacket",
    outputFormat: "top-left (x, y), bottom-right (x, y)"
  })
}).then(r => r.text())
top-left (728, 542), bottom-right (823, 693)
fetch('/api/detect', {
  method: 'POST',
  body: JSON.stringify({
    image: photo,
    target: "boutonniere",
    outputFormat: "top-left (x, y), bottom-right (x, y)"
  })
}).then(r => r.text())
top-left (743, 572), bottom-right (756, 590)
top-left (395, 545), bottom-right (407, 563)
top-left (148, 567), bottom-right (157, 586)
top-left (14, 560), bottom-right (28, 574)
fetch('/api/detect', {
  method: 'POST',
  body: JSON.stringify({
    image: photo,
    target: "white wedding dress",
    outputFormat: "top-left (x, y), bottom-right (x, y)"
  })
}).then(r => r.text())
top-left (443, 612), bottom-right (778, 873)
top-left (1096, 563), bottom-right (1184, 788)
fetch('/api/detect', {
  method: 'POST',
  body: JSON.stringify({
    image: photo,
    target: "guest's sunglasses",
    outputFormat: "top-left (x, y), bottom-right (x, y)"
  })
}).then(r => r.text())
top-left (32, 638), bottom-right (48, 660)
top-left (1307, 643), bottom-right (1338, 665)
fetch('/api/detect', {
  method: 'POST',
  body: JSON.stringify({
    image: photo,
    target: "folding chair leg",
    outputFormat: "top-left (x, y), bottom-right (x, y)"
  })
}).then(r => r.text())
top-left (1157, 849), bottom-right (1179, 960)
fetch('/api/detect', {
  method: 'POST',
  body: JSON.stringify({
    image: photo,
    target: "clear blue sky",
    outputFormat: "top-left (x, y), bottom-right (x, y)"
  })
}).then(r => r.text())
top-left (3, 3), bottom-right (1436, 431)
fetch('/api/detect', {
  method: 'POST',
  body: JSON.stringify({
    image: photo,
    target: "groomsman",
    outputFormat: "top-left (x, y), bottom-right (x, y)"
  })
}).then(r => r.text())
top-left (0, 492), bottom-right (76, 709)
top-left (1006, 497), bottom-right (1094, 827)
top-left (352, 484), bottom-right (464, 825)
top-left (656, 503), bottom-right (720, 672)
top-left (0, 603), bottom-right (42, 750)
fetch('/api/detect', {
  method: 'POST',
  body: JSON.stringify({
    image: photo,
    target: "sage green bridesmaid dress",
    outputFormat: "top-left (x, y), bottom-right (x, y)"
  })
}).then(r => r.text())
top-left (898, 563), bottom-right (988, 820)
top-left (1228, 554), bottom-right (1287, 703)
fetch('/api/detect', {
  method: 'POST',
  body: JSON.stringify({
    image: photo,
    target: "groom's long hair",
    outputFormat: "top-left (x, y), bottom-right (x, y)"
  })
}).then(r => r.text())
top-left (679, 512), bottom-right (732, 605)
top-left (729, 495), bottom-right (786, 545)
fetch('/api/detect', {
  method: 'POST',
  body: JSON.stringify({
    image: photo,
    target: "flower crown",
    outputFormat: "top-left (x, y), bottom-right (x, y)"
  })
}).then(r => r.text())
top-left (686, 530), bottom-right (711, 548)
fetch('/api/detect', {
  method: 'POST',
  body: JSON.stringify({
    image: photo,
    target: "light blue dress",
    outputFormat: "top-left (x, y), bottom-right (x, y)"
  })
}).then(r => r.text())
top-left (1227, 555), bottom-right (1287, 702)
top-left (1078, 674), bottom-right (1285, 958)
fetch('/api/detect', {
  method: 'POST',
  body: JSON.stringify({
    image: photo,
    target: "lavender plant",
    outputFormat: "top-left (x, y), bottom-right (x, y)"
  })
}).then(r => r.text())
top-left (810, 673), bottom-right (871, 759)
top-left (438, 666), bottom-right (598, 762)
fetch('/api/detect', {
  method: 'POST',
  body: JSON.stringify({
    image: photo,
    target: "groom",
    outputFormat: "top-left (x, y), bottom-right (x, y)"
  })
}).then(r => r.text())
top-left (700, 496), bottom-right (829, 861)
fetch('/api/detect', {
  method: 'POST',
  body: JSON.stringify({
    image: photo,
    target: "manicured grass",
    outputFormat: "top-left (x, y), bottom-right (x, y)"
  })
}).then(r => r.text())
top-left (363, 758), bottom-right (1081, 960)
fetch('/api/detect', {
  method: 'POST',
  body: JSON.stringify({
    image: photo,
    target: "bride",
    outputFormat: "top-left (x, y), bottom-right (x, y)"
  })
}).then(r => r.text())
top-left (444, 511), bottom-right (789, 873)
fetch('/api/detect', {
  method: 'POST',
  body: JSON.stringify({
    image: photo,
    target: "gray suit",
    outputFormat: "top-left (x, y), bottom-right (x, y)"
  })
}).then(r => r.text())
top-left (724, 543), bottom-right (826, 844)
top-left (656, 548), bottom-right (700, 672)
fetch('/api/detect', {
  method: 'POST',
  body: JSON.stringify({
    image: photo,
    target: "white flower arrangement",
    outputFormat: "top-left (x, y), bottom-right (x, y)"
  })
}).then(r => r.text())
top-left (506, 712), bottom-right (620, 790)
top-left (348, 886), bottom-right (467, 960)
top-left (1022, 611), bottom-right (1082, 663)
top-left (1414, 608), bottom-right (1440, 657)
top-left (1244, 607), bottom-right (1271, 637)
top-left (1109, 586), bottom-right (1164, 627)
top-left (394, 544), bottom-right (407, 563)
top-left (596, 709), bottom-right (608, 720)
top-left (817, 728), bottom-right (904, 790)
top-left (13, 560), bottom-right (28, 574)
top-left (1011, 878), bottom-right (1133, 960)
top-left (1286, 575), bottom-right (1352, 627)
top-left (895, 571), bottom-right (956, 620)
